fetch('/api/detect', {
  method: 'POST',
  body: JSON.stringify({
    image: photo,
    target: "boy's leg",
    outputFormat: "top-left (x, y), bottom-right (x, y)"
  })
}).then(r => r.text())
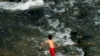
top-left (49, 48), bottom-right (56, 56)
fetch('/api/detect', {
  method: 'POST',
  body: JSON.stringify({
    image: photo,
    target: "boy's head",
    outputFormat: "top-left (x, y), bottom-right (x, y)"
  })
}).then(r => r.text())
top-left (48, 34), bottom-right (52, 40)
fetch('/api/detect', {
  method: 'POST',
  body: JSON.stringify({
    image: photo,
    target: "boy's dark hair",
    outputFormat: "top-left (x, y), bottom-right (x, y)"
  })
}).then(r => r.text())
top-left (48, 34), bottom-right (52, 40)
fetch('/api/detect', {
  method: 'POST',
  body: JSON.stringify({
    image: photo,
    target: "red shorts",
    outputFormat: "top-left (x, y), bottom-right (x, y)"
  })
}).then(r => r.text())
top-left (49, 48), bottom-right (56, 56)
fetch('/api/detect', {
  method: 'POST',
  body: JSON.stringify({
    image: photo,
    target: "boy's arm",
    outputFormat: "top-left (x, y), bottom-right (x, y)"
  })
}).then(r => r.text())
top-left (55, 42), bottom-right (60, 48)
top-left (40, 41), bottom-right (48, 49)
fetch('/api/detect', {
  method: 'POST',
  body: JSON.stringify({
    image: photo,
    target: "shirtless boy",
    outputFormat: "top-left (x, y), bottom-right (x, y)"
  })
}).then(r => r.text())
top-left (40, 34), bottom-right (59, 56)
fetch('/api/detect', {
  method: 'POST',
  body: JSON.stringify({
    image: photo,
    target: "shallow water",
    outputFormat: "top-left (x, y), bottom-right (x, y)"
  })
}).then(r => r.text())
top-left (0, 0), bottom-right (100, 56)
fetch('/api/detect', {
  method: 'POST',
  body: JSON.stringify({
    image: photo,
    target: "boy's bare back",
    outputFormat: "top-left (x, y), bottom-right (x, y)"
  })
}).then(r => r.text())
top-left (40, 34), bottom-right (59, 56)
top-left (40, 34), bottom-right (59, 49)
top-left (46, 39), bottom-right (56, 48)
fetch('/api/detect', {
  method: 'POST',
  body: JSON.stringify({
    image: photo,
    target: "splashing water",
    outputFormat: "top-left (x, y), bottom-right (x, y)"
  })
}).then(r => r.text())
top-left (0, 0), bottom-right (44, 10)
top-left (36, 19), bottom-right (84, 56)
top-left (0, 0), bottom-right (97, 56)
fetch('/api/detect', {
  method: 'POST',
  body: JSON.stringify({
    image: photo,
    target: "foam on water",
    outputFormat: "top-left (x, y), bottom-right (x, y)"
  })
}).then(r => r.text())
top-left (69, 0), bottom-right (75, 6)
top-left (54, 28), bottom-right (75, 46)
top-left (94, 16), bottom-right (100, 25)
top-left (36, 19), bottom-right (74, 46)
top-left (84, 0), bottom-right (93, 3)
top-left (95, 21), bottom-right (100, 25)
top-left (48, 19), bottom-right (84, 56)
top-left (0, 0), bottom-right (44, 10)
top-left (47, 19), bottom-right (60, 29)
top-left (98, 10), bottom-right (100, 13)
top-left (27, 18), bottom-right (85, 56)
top-left (77, 48), bottom-right (85, 56)
top-left (53, 8), bottom-right (65, 13)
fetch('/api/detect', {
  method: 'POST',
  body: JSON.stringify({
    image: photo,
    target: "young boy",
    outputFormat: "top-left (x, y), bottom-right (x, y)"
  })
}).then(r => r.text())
top-left (40, 34), bottom-right (59, 56)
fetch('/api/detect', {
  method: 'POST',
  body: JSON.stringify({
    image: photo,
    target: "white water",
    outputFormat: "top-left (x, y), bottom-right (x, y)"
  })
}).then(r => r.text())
top-left (0, 0), bottom-right (85, 55)
top-left (0, 0), bottom-right (44, 10)
top-left (94, 16), bottom-right (100, 25)
top-left (69, 0), bottom-right (75, 6)
top-left (35, 19), bottom-right (84, 56)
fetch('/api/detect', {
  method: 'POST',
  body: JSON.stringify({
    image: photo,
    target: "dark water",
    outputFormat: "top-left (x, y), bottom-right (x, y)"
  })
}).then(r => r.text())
top-left (0, 0), bottom-right (100, 56)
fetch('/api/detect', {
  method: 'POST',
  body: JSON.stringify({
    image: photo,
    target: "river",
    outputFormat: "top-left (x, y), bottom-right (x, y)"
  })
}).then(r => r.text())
top-left (0, 0), bottom-right (100, 56)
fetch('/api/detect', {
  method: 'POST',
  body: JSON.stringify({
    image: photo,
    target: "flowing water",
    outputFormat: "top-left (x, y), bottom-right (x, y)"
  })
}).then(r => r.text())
top-left (0, 0), bottom-right (100, 56)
